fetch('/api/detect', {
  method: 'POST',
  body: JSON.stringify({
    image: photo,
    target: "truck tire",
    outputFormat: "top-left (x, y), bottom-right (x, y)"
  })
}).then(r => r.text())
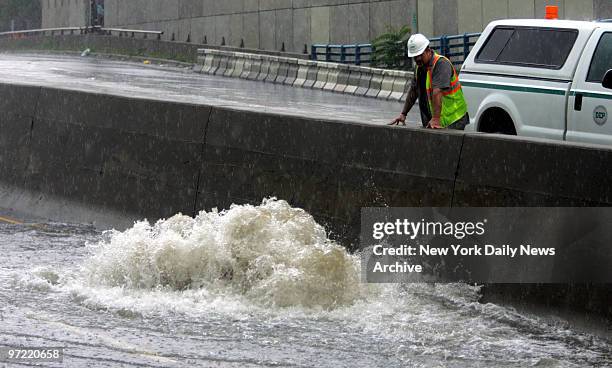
top-left (478, 108), bottom-right (517, 135)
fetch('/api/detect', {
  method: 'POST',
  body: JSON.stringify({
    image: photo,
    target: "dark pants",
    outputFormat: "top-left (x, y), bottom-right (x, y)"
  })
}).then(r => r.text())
top-left (423, 113), bottom-right (470, 130)
top-left (447, 113), bottom-right (470, 130)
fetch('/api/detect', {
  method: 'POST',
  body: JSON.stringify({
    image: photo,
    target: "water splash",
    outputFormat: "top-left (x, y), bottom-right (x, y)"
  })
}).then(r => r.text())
top-left (82, 198), bottom-right (368, 309)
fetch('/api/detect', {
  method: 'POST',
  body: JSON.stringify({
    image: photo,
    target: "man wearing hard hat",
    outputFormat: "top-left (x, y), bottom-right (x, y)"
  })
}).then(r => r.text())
top-left (389, 34), bottom-right (469, 130)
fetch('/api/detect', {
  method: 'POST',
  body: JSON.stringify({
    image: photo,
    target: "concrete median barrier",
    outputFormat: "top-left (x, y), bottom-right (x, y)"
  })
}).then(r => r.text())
top-left (355, 67), bottom-right (371, 96)
top-left (313, 64), bottom-right (329, 89)
top-left (378, 70), bottom-right (395, 100)
top-left (264, 57), bottom-right (280, 83)
top-left (231, 57), bottom-right (245, 78)
top-left (323, 64), bottom-right (339, 91)
top-left (284, 59), bottom-right (299, 85)
top-left (390, 72), bottom-right (408, 101)
top-left (454, 134), bottom-right (612, 206)
top-left (257, 58), bottom-right (270, 81)
top-left (293, 60), bottom-right (309, 87)
top-left (201, 107), bottom-right (463, 243)
top-left (0, 83), bottom-right (208, 225)
top-left (345, 67), bottom-right (360, 94)
top-left (246, 56), bottom-right (261, 80)
top-left (303, 62), bottom-right (318, 88)
top-left (333, 65), bottom-right (350, 93)
top-left (366, 69), bottom-right (383, 98)
top-left (3, 80), bottom-right (611, 242)
top-left (223, 57), bottom-right (236, 77)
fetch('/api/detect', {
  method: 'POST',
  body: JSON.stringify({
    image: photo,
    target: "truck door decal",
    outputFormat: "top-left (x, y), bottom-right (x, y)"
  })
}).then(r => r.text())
top-left (594, 106), bottom-right (608, 126)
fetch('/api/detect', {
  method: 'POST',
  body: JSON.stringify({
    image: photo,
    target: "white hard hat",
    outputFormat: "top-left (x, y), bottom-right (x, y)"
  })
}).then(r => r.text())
top-left (407, 33), bottom-right (430, 57)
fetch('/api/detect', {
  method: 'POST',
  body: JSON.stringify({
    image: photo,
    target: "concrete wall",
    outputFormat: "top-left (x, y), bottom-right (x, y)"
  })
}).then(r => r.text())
top-left (41, 0), bottom-right (612, 49)
top-left (43, 0), bottom-right (419, 52)
top-left (41, 0), bottom-right (89, 28)
top-left (0, 0), bottom-right (41, 32)
top-left (1, 80), bottom-right (612, 242)
top-left (0, 34), bottom-right (202, 63)
top-left (436, 0), bottom-right (612, 38)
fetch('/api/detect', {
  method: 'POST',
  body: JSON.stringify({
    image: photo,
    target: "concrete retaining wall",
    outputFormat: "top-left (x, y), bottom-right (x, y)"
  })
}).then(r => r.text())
top-left (1, 81), bottom-right (612, 241)
top-left (0, 34), bottom-right (309, 64)
top-left (0, 83), bottom-right (208, 228)
top-left (195, 48), bottom-right (412, 101)
top-left (43, 0), bottom-right (419, 52)
top-left (1, 82), bottom-right (611, 320)
top-left (0, 34), bottom-right (200, 63)
top-left (41, 0), bottom-right (612, 53)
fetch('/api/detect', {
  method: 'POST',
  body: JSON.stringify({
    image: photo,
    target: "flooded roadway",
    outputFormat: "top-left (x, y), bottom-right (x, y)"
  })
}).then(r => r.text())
top-left (0, 52), bottom-right (420, 126)
top-left (1, 200), bottom-right (611, 367)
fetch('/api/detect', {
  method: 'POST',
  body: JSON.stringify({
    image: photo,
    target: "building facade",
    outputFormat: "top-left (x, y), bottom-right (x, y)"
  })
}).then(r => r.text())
top-left (42, 0), bottom-right (612, 53)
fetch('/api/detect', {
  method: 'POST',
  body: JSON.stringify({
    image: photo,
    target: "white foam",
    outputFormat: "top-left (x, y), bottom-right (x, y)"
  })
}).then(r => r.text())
top-left (11, 266), bottom-right (62, 292)
top-left (81, 198), bottom-right (370, 310)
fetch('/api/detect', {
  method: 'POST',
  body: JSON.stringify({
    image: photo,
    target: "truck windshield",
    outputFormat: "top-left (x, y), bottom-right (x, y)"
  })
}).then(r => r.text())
top-left (476, 26), bottom-right (578, 69)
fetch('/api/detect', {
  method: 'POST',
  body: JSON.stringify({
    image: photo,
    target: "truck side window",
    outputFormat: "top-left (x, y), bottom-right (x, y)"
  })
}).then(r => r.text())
top-left (476, 27), bottom-right (578, 69)
top-left (476, 27), bottom-right (514, 62)
top-left (586, 32), bottom-right (612, 83)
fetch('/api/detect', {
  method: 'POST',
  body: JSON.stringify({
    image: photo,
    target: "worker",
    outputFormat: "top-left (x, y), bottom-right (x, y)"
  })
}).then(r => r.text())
top-left (389, 34), bottom-right (469, 130)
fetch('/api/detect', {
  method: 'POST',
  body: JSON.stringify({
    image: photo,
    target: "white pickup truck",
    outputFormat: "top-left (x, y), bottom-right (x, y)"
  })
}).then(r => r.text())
top-left (461, 19), bottom-right (612, 145)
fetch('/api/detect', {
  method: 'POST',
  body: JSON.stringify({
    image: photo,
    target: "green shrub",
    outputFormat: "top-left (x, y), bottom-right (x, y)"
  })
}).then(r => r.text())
top-left (371, 25), bottom-right (411, 70)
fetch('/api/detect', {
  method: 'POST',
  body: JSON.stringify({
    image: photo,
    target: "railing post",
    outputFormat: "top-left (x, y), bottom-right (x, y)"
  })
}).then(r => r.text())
top-left (311, 45), bottom-right (316, 61)
top-left (325, 45), bottom-right (331, 62)
top-left (340, 45), bottom-right (346, 63)
top-left (440, 36), bottom-right (448, 57)
top-left (355, 45), bottom-right (361, 65)
top-left (463, 33), bottom-right (470, 63)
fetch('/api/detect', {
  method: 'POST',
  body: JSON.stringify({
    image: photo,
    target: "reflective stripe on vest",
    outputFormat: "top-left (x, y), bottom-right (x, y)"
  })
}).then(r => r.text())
top-left (423, 53), bottom-right (468, 128)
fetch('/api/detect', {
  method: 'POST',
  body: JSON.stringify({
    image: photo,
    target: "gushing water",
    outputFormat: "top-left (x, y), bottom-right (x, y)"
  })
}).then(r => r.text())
top-left (1, 199), bottom-right (611, 367)
top-left (82, 198), bottom-right (366, 309)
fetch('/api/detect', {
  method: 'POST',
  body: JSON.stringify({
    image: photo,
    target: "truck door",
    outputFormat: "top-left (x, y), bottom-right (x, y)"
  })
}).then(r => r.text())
top-left (566, 30), bottom-right (612, 145)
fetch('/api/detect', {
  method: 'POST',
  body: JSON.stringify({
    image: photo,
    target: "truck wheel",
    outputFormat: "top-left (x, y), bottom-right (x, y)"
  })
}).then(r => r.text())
top-left (478, 108), bottom-right (517, 135)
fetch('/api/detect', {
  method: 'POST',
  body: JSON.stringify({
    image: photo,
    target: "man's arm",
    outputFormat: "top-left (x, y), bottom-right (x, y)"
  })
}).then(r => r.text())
top-left (389, 75), bottom-right (418, 125)
top-left (428, 88), bottom-right (443, 128)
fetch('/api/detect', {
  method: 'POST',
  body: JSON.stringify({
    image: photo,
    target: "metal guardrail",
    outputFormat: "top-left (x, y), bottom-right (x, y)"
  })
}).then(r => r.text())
top-left (0, 26), bottom-right (87, 37)
top-left (430, 33), bottom-right (481, 66)
top-left (99, 27), bottom-right (164, 40)
top-left (310, 43), bottom-right (373, 65)
top-left (0, 26), bottom-right (164, 40)
top-left (311, 32), bottom-right (481, 67)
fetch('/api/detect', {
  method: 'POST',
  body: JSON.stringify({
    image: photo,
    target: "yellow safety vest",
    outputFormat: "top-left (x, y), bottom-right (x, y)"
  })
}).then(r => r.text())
top-left (418, 53), bottom-right (468, 128)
